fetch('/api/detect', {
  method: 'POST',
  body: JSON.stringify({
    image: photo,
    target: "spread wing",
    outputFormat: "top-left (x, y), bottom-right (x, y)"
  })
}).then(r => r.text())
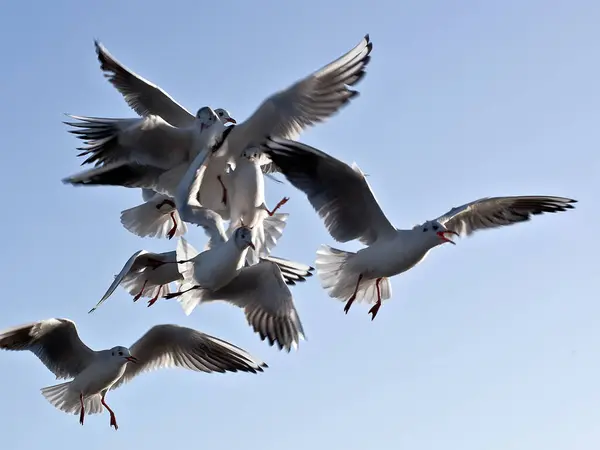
top-left (262, 137), bottom-right (396, 245)
top-left (111, 324), bottom-right (266, 390)
top-left (228, 34), bottom-right (373, 152)
top-left (436, 196), bottom-right (577, 237)
top-left (206, 262), bottom-right (306, 352)
top-left (94, 40), bottom-right (195, 127)
top-left (0, 319), bottom-right (96, 379)
top-left (65, 114), bottom-right (195, 170)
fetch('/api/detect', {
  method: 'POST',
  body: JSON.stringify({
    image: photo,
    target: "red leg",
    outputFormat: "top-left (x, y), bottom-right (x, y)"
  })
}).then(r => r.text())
top-left (147, 285), bottom-right (163, 307)
top-left (217, 175), bottom-right (227, 205)
top-left (79, 393), bottom-right (85, 426)
top-left (343, 274), bottom-right (363, 314)
top-left (167, 212), bottom-right (177, 239)
top-left (101, 392), bottom-right (118, 431)
top-left (368, 278), bottom-right (384, 320)
top-left (133, 280), bottom-right (148, 302)
top-left (266, 197), bottom-right (290, 216)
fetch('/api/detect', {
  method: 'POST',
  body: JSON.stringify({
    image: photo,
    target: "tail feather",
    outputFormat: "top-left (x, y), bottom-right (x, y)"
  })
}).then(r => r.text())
top-left (315, 245), bottom-right (391, 305)
top-left (244, 212), bottom-right (289, 265)
top-left (40, 381), bottom-right (103, 415)
top-left (120, 198), bottom-right (187, 239)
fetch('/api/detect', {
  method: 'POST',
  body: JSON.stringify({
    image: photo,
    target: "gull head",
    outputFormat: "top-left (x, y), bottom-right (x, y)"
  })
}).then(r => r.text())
top-left (241, 147), bottom-right (261, 162)
top-left (415, 220), bottom-right (459, 247)
top-left (232, 226), bottom-right (256, 251)
top-left (215, 108), bottom-right (237, 125)
top-left (196, 106), bottom-right (220, 132)
top-left (109, 346), bottom-right (138, 364)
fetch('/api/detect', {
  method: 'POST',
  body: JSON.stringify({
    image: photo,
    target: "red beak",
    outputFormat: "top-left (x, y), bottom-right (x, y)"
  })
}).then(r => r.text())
top-left (436, 230), bottom-right (458, 245)
top-left (226, 118), bottom-right (237, 124)
top-left (125, 356), bottom-right (138, 364)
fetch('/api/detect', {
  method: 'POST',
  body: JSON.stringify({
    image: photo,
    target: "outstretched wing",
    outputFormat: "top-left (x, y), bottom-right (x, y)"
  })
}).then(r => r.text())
top-left (94, 40), bottom-right (195, 127)
top-left (0, 319), bottom-right (96, 379)
top-left (436, 196), bottom-right (577, 237)
top-left (208, 262), bottom-right (306, 352)
top-left (111, 324), bottom-right (266, 390)
top-left (263, 137), bottom-right (396, 245)
top-left (229, 34), bottom-right (373, 151)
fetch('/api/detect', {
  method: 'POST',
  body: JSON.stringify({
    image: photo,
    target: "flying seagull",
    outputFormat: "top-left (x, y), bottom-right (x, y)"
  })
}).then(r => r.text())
top-left (0, 319), bottom-right (266, 429)
top-left (262, 137), bottom-right (577, 320)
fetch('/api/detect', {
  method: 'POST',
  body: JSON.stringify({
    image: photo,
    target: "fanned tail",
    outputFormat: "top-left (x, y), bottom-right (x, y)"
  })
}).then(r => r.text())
top-left (242, 212), bottom-right (289, 265)
top-left (315, 245), bottom-right (391, 305)
top-left (120, 198), bottom-right (187, 239)
top-left (40, 381), bottom-right (103, 415)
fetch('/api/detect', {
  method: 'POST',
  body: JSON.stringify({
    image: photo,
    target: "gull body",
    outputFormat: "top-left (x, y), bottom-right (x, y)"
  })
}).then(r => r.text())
top-left (223, 148), bottom-right (290, 264)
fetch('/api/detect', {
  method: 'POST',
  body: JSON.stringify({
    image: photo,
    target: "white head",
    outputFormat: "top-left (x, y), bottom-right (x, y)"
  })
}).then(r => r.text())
top-left (109, 346), bottom-right (138, 364)
top-left (195, 106), bottom-right (220, 132)
top-left (232, 226), bottom-right (255, 251)
top-left (414, 220), bottom-right (459, 248)
top-left (215, 108), bottom-right (237, 125)
top-left (240, 147), bottom-right (261, 162)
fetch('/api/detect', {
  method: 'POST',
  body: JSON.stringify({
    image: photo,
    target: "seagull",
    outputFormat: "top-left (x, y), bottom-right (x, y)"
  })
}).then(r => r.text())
top-left (0, 319), bottom-right (266, 429)
top-left (62, 106), bottom-right (228, 197)
top-left (262, 137), bottom-right (578, 320)
top-left (89, 245), bottom-right (314, 314)
top-left (221, 147), bottom-right (290, 264)
top-left (168, 237), bottom-right (308, 352)
top-left (120, 189), bottom-right (188, 240)
top-left (165, 148), bottom-right (310, 351)
top-left (63, 35), bottom-right (373, 214)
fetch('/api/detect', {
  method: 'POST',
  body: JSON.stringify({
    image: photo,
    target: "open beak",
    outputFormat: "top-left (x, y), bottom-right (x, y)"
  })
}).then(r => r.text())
top-left (226, 118), bottom-right (237, 124)
top-left (248, 242), bottom-right (256, 251)
top-left (125, 356), bottom-right (138, 364)
top-left (436, 230), bottom-right (459, 245)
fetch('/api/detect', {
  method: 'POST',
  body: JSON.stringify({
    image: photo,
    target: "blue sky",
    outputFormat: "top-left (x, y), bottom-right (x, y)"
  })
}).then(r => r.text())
top-left (0, 0), bottom-right (597, 448)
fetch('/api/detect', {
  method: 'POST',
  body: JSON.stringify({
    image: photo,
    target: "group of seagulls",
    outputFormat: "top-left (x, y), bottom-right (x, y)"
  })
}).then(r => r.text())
top-left (0, 34), bottom-right (577, 430)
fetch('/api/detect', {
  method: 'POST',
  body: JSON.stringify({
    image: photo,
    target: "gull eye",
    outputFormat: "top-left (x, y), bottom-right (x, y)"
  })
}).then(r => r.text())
top-left (118, 351), bottom-right (123, 356)
top-left (218, 112), bottom-right (223, 116)
top-left (432, 225), bottom-right (439, 231)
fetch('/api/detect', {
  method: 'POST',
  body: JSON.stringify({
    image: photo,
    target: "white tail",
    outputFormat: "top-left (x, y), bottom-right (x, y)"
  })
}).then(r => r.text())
top-left (243, 212), bottom-right (289, 265)
top-left (120, 198), bottom-right (188, 239)
top-left (40, 382), bottom-right (103, 415)
top-left (315, 245), bottom-right (392, 305)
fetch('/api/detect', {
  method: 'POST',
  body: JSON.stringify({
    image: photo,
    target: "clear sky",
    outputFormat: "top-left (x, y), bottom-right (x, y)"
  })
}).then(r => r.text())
top-left (0, 0), bottom-right (597, 449)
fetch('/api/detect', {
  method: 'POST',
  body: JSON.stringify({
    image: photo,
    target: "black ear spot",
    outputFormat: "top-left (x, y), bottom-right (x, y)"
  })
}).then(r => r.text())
top-left (432, 225), bottom-right (439, 231)
top-left (423, 228), bottom-right (428, 232)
